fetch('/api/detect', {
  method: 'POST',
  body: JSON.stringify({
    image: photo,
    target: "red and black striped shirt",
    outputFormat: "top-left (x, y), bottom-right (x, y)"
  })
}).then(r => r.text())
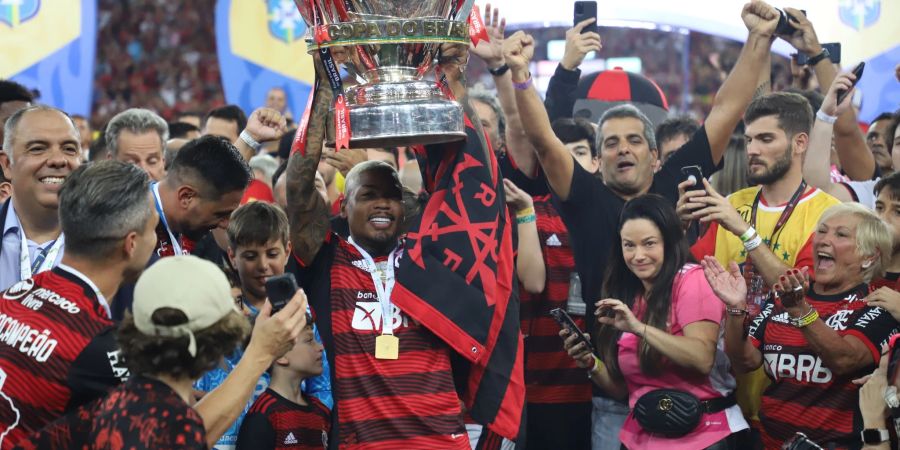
top-left (0, 266), bottom-right (126, 449)
top-left (290, 237), bottom-right (468, 449)
top-left (750, 283), bottom-right (899, 449)
top-left (871, 272), bottom-right (900, 291)
top-left (520, 195), bottom-right (592, 405)
top-left (237, 388), bottom-right (331, 450)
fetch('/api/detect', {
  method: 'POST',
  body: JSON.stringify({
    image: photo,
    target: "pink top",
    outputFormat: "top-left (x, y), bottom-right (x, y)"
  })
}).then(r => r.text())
top-left (618, 264), bottom-right (748, 449)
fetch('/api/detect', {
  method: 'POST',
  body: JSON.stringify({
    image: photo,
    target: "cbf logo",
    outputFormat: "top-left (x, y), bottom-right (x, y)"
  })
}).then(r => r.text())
top-left (268, 0), bottom-right (305, 43)
top-left (839, 0), bottom-right (881, 31)
top-left (0, 0), bottom-right (39, 28)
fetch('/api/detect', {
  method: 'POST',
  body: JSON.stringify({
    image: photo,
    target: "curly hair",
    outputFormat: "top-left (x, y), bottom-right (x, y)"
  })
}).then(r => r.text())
top-left (117, 308), bottom-right (250, 380)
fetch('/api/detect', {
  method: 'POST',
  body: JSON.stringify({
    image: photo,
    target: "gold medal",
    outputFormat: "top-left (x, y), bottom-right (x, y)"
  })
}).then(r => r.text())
top-left (375, 334), bottom-right (400, 360)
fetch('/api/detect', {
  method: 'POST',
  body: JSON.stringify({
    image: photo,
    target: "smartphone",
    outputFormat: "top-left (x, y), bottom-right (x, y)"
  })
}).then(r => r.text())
top-left (680, 165), bottom-right (705, 191)
top-left (574, 1), bottom-right (598, 35)
top-left (774, 8), bottom-right (806, 36)
top-left (796, 42), bottom-right (841, 66)
top-left (265, 273), bottom-right (298, 314)
top-left (835, 62), bottom-right (865, 106)
top-left (550, 307), bottom-right (595, 353)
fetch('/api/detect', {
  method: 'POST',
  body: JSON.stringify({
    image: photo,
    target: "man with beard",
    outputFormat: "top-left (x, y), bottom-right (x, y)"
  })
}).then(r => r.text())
top-left (151, 135), bottom-right (251, 257)
top-left (682, 92), bottom-right (841, 444)
top-left (867, 113), bottom-right (896, 175)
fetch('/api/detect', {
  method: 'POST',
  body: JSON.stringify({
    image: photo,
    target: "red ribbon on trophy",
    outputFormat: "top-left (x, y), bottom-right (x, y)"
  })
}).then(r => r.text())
top-left (468, 5), bottom-right (489, 47)
top-left (291, 78), bottom-right (319, 157)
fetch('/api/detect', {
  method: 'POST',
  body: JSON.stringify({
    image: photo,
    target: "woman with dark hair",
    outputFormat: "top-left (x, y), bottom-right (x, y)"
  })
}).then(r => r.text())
top-left (564, 194), bottom-right (747, 449)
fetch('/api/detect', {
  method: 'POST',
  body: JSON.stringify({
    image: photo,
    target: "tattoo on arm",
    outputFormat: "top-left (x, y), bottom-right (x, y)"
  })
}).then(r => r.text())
top-left (286, 83), bottom-right (333, 264)
top-left (753, 80), bottom-right (771, 100)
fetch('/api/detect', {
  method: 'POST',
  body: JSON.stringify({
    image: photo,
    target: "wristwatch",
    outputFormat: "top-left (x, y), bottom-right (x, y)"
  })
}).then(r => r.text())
top-left (488, 63), bottom-right (510, 77)
top-left (805, 48), bottom-right (830, 66)
top-left (860, 428), bottom-right (889, 444)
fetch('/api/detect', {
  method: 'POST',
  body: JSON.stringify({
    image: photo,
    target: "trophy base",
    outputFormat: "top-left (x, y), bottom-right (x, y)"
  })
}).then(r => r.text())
top-left (326, 82), bottom-right (466, 148)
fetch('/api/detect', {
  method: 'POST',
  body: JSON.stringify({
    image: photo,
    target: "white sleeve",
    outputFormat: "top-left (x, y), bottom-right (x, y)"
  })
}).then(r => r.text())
top-left (845, 179), bottom-right (879, 209)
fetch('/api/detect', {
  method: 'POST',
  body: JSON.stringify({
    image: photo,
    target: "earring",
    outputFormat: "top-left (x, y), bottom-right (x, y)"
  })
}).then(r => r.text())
top-left (862, 261), bottom-right (872, 269)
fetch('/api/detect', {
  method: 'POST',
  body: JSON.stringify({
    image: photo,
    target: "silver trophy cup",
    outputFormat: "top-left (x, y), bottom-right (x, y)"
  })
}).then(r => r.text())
top-left (295, 0), bottom-right (474, 148)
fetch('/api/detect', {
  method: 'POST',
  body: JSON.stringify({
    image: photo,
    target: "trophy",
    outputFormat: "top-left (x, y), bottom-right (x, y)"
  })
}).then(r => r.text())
top-left (294, 0), bottom-right (475, 148)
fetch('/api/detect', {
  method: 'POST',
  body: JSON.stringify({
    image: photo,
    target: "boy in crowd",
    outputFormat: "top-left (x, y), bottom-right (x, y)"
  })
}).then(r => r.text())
top-left (236, 321), bottom-right (330, 450)
top-left (194, 202), bottom-right (332, 449)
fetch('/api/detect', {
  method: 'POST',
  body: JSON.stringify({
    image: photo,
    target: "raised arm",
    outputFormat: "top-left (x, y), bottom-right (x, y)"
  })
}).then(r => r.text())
top-left (543, 18), bottom-right (602, 123)
top-left (469, 5), bottom-right (540, 175)
top-left (702, 1), bottom-right (780, 165)
top-left (779, 7), bottom-right (873, 180)
top-left (505, 31), bottom-right (576, 200)
top-left (197, 292), bottom-right (308, 446)
top-left (234, 108), bottom-right (287, 161)
top-left (286, 77), bottom-right (332, 264)
top-left (504, 179), bottom-right (545, 293)
top-left (701, 257), bottom-right (764, 373)
top-left (803, 71), bottom-right (858, 201)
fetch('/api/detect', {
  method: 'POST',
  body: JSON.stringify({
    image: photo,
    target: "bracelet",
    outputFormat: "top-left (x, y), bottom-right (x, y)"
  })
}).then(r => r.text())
top-left (739, 227), bottom-right (757, 243)
top-left (515, 207), bottom-right (535, 218)
top-left (726, 306), bottom-right (749, 316)
top-left (589, 355), bottom-right (604, 378)
top-left (513, 74), bottom-right (532, 91)
top-left (516, 214), bottom-right (536, 225)
top-left (488, 63), bottom-right (510, 77)
top-left (743, 234), bottom-right (763, 252)
top-left (239, 130), bottom-right (262, 152)
top-left (816, 109), bottom-right (837, 124)
top-left (791, 306), bottom-right (819, 328)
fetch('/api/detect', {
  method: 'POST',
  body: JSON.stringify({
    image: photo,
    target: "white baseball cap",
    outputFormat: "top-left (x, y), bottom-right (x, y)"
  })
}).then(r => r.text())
top-left (133, 255), bottom-right (240, 356)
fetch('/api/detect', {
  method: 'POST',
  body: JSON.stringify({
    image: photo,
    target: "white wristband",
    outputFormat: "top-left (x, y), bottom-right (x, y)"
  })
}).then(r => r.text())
top-left (239, 130), bottom-right (262, 152)
top-left (816, 109), bottom-right (837, 125)
top-left (743, 234), bottom-right (763, 252)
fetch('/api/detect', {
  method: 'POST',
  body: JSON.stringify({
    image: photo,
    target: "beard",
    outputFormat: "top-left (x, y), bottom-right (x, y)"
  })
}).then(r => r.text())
top-left (747, 144), bottom-right (793, 185)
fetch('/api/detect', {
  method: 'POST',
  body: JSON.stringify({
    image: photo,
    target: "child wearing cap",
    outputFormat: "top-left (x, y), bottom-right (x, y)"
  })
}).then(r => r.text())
top-left (16, 256), bottom-right (251, 449)
top-left (236, 321), bottom-right (330, 450)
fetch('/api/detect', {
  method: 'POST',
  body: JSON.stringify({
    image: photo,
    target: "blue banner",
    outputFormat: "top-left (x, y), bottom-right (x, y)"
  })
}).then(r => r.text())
top-left (215, 0), bottom-right (316, 122)
top-left (1, 0), bottom-right (97, 116)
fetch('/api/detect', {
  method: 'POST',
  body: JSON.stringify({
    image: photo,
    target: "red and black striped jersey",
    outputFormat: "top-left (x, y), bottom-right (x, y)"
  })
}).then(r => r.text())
top-left (237, 389), bottom-right (330, 450)
top-left (870, 272), bottom-right (900, 291)
top-left (519, 195), bottom-right (592, 405)
top-left (290, 238), bottom-right (469, 449)
top-left (750, 283), bottom-right (900, 449)
top-left (0, 266), bottom-right (126, 449)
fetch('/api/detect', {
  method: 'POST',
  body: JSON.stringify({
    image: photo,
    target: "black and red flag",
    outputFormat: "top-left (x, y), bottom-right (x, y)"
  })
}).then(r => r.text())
top-left (393, 117), bottom-right (525, 440)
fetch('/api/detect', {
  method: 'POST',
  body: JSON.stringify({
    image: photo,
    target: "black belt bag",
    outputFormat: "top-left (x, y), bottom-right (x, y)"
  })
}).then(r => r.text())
top-left (632, 389), bottom-right (736, 437)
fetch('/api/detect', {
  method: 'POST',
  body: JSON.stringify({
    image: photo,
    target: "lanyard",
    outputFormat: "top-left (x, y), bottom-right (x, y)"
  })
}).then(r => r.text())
top-left (151, 182), bottom-right (183, 256)
top-left (19, 230), bottom-right (63, 281)
top-left (348, 237), bottom-right (398, 335)
top-left (749, 180), bottom-right (807, 248)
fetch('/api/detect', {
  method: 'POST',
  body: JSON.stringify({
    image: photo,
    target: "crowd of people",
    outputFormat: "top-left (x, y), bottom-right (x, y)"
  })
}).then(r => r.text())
top-left (1, 1), bottom-right (900, 449)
